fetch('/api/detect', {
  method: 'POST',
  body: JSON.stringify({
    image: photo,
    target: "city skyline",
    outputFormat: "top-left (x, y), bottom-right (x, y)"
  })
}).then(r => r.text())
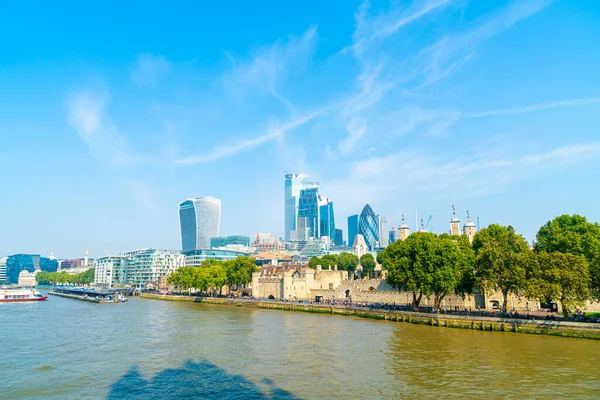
top-left (3, 1), bottom-right (600, 257)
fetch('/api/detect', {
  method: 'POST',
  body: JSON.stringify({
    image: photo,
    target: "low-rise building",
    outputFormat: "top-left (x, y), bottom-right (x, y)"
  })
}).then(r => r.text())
top-left (18, 270), bottom-right (37, 287)
top-left (122, 249), bottom-right (185, 287)
top-left (0, 257), bottom-right (7, 283)
top-left (184, 249), bottom-right (248, 266)
top-left (94, 256), bottom-right (126, 288)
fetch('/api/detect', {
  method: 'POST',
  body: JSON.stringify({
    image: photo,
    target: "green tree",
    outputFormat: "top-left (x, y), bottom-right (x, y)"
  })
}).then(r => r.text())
top-left (430, 234), bottom-right (474, 310)
top-left (224, 256), bottom-right (257, 291)
top-left (359, 253), bottom-right (376, 278)
top-left (473, 224), bottom-right (531, 312)
top-left (320, 254), bottom-right (339, 270)
top-left (534, 214), bottom-right (600, 300)
top-left (337, 252), bottom-right (359, 277)
top-left (381, 232), bottom-right (438, 308)
top-left (308, 256), bottom-right (321, 269)
top-left (528, 252), bottom-right (590, 317)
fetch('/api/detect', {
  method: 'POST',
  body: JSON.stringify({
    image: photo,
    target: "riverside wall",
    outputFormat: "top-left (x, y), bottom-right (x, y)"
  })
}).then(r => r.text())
top-left (139, 294), bottom-right (600, 340)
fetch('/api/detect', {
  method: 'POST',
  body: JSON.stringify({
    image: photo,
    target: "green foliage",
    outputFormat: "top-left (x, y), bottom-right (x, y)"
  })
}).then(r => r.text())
top-left (527, 252), bottom-right (590, 317)
top-left (473, 224), bottom-right (531, 312)
top-left (534, 214), bottom-right (600, 300)
top-left (381, 232), bottom-right (476, 309)
top-left (337, 252), bottom-right (359, 275)
top-left (359, 253), bottom-right (376, 278)
top-left (308, 255), bottom-right (338, 270)
top-left (36, 268), bottom-right (95, 285)
top-left (167, 256), bottom-right (257, 294)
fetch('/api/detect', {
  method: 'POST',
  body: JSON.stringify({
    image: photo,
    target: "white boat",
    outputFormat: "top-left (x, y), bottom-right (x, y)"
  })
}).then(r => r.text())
top-left (0, 288), bottom-right (48, 302)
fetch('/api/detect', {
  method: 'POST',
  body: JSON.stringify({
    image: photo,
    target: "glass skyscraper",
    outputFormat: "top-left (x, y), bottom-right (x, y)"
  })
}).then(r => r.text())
top-left (319, 198), bottom-right (335, 242)
top-left (358, 204), bottom-right (379, 250)
top-left (179, 197), bottom-right (221, 251)
top-left (348, 214), bottom-right (359, 247)
top-left (284, 173), bottom-right (319, 241)
top-left (297, 188), bottom-right (320, 238)
top-left (6, 254), bottom-right (58, 284)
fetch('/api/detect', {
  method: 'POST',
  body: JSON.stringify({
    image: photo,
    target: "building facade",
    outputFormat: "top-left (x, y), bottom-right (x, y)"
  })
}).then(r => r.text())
top-left (378, 215), bottom-right (389, 248)
top-left (210, 235), bottom-right (251, 249)
top-left (348, 214), bottom-right (359, 247)
top-left (184, 249), bottom-right (249, 266)
top-left (6, 254), bottom-right (58, 284)
top-left (94, 256), bottom-right (126, 288)
top-left (284, 173), bottom-right (319, 242)
top-left (123, 249), bottom-right (186, 286)
top-left (297, 188), bottom-right (320, 238)
top-left (179, 197), bottom-right (221, 251)
top-left (334, 228), bottom-right (344, 246)
top-left (319, 198), bottom-right (335, 242)
top-left (0, 257), bottom-right (7, 283)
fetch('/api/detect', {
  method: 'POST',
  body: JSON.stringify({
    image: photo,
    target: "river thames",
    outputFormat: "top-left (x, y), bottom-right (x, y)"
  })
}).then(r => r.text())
top-left (1, 292), bottom-right (599, 399)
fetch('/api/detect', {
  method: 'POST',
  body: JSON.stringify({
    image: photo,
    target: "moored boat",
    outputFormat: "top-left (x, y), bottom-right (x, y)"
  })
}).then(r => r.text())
top-left (0, 288), bottom-right (48, 302)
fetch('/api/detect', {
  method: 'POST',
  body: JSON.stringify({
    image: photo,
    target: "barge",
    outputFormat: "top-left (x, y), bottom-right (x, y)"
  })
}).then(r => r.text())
top-left (49, 287), bottom-right (126, 303)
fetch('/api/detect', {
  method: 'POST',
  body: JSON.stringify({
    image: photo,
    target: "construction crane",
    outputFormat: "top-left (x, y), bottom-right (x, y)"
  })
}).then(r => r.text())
top-left (424, 214), bottom-right (433, 231)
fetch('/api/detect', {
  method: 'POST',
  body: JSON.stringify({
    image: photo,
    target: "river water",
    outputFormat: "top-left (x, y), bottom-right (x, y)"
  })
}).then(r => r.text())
top-left (1, 292), bottom-right (599, 399)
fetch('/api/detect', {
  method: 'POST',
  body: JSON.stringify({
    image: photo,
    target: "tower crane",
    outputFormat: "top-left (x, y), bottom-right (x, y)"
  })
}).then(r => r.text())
top-left (424, 214), bottom-right (433, 231)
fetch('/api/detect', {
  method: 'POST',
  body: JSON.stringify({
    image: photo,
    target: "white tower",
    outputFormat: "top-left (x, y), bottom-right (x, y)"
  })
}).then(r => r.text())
top-left (450, 205), bottom-right (461, 236)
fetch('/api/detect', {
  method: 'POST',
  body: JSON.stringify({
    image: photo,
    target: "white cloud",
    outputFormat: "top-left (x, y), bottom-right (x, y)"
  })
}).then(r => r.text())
top-left (175, 108), bottom-right (325, 165)
top-left (221, 26), bottom-right (317, 111)
top-left (131, 54), bottom-right (171, 87)
top-left (344, 0), bottom-right (450, 58)
top-left (66, 89), bottom-right (147, 165)
top-left (466, 96), bottom-right (600, 118)
top-left (326, 143), bottom-right (600, 217)
top-left (413, 0), bottom-right (554, 89)
top-left (338, 118), bottom-right (367, 154)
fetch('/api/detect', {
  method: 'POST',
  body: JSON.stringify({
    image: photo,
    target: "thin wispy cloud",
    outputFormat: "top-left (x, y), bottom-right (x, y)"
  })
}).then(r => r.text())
top-left (412, 0), bottom-right (555, 89)
top-left (175, 109), bottom-right (325, 165)
top-left (221, 26), bottom-right (317, 111)
top-left (326, 142), bottom-right (600, 218)
top-left (466, 97), bottom-right (600, 118)
top-left (342, 0), bottom-right (450, 57)
top-left (66, 90), bottom-right (146, 165)
top-left (131, 53), bottom-right (171, 87)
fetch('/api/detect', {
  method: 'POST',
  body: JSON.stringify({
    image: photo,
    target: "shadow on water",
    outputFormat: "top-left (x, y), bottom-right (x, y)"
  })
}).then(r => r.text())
top-left (107, 360), bottom-right (302, 400)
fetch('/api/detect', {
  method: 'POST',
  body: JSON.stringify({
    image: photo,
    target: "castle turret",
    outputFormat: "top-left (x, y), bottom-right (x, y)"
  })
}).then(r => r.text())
top-left (463, 210), bottom-right (476, 244)
top-left (398, 213), bottom-right (410, 241)
top-left (419, 218), bottom-right (427, 233)
top-left (450, 205), bottom-right (461, 236)
top-left (283, 270), bottom-right (293, 300)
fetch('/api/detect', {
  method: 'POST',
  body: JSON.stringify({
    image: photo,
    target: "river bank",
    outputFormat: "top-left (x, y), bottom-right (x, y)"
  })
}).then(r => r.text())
top-left (140, 294), bottom-right (600, 340)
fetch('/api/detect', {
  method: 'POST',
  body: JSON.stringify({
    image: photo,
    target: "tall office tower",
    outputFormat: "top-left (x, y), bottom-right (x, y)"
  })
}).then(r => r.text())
top-left (347, 214), bottom-right (359, 247)
top-left (358, 204), bottom-right (379, 251)
top-left (297, 188), bottom-right (320, 238)
top-left (334, 228), bottom-right (344, 246)
top-left (179, 197), bottom-right (221, 251)
top-left (377, 215), bottom-right (389, 248)
top-left (284, 173), bottom-right (319, 241)
top-left (319, 197), bottom-right (335, 241)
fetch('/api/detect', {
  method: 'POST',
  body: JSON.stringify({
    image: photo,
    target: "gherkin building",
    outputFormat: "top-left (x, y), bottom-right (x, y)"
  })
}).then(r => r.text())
top-left (358, 204), bottom-right (379, 250)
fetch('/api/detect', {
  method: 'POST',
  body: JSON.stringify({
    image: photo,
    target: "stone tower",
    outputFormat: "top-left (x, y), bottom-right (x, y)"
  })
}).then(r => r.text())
top-left (463, 210), bottom-right (476, 244)
top-left (398, 213), bottom-right (410, 241)
top-left (450, 205), bottom-right (461, 236)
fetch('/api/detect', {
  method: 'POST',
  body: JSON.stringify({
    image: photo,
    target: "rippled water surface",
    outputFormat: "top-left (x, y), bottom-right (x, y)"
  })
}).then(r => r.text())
top-left (1, 292), bottom-right (600, 399)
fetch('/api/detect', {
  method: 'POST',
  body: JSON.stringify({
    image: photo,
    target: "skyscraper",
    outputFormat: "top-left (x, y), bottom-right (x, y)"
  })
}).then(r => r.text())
top-left (348, 214), bottom-right (359, 247)
top-left (377, 215), bottom-right (389, 248)
top-left (284, 173), bottom-right (319, 241)
top-left (179, 197), bottom-right (221, 251)
top-left (358, 204), bottom-right (379, 251)
top-left (319, 197), bottom-right (335, 241)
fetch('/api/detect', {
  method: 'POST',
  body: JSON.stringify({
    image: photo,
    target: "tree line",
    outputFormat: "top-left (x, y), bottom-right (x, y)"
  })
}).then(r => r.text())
top-left (378, 214), bottom-right (600, 316)
top-left (36, 268), bottom-right (95, 285)
top-left (308, 252), bottom-right (377, 277)
top-left (167, 256), bottom-right (257, 295)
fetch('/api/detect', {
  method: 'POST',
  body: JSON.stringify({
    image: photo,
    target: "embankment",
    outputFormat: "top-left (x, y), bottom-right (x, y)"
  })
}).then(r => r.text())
top-left (140, 294), bottom-right (600, 340)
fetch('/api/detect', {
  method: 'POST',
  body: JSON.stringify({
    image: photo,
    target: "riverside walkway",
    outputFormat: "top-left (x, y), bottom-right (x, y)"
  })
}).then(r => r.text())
top-left (140, 294), bottom-right (600, 340)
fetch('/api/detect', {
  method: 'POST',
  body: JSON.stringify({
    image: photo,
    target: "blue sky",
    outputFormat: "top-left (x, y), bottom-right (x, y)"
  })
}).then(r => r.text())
top-left (2, 0), bottom-right (600, 258)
